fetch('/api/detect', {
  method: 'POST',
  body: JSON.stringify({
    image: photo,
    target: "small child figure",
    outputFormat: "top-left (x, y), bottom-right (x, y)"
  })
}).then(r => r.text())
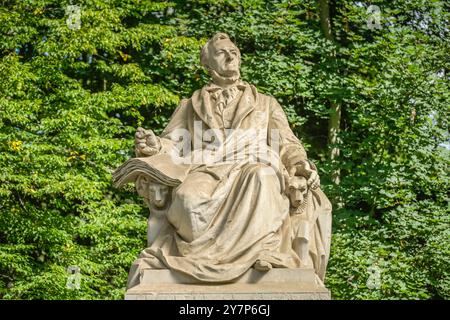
top-left (136, 175), bottom-right (171, 246)
top-left (286, 174), bottom-right (313, 268)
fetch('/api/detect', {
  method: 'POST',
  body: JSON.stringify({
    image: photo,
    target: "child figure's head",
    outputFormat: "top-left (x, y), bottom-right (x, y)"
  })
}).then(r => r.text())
top-left (146, 181), bottom-right (170, 209)
top-left (136, 176), bottom-right (170, 210)
top-left (287, 175), bottom-right (308, 212)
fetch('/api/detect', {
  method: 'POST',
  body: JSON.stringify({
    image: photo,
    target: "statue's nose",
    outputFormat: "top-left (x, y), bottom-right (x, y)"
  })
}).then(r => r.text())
top-left (293, 190), bottom-right (304, 204)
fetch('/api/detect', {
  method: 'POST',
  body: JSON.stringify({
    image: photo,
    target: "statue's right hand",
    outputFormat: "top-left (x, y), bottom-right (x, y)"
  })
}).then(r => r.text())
top-left (135, 127), bottom-right (161, 157)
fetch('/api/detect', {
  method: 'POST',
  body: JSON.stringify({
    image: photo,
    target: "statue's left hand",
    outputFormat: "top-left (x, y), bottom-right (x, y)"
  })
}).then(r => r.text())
top-left (290, 160), bottom-right (320, 190)
top-left (307, 170), bottom-right (320, 190)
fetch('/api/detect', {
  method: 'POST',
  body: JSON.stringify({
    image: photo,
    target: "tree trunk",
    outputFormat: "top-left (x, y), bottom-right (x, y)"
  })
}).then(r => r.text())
top-left (328, 102), bottom-right (341, 185)
top-left (318, 0), bottom-right (333, 41)
top-left (318, 0), bottom-right (342, 204)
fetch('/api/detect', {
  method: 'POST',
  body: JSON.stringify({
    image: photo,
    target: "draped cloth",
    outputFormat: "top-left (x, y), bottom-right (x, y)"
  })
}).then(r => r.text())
top-left (125, 82), bottom-right (332, 288)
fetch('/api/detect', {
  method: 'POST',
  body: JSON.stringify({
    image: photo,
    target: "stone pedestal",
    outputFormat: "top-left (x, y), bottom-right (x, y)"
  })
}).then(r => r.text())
top-left (125, 268), bottom-right (331, 300)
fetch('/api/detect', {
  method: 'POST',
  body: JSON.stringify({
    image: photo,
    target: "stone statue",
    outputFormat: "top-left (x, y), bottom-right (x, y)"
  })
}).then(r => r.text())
top-left (114, 33), bottom-right (332, 291)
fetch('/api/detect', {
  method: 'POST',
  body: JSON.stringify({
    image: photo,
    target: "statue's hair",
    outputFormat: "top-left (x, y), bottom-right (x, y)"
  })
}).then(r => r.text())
top-left (200, 32), bottom-right (241, 70)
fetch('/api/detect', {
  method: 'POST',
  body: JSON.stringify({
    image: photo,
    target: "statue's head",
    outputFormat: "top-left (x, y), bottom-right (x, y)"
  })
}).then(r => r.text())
top-left (201, 33), bottom-right (241, 85)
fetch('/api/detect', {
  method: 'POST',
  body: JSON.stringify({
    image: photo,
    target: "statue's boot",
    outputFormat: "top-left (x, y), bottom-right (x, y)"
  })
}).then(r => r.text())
top-left (254, 259), bottom-right (273, 271)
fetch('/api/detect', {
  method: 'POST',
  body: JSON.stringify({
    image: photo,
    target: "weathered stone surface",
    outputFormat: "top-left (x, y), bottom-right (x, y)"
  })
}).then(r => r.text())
top-left (113, 32), bottom-right (333, 297)
top-left (139, 268), bottom-right (317, 284)
top-left (125, 268), bottom-right (331, 300)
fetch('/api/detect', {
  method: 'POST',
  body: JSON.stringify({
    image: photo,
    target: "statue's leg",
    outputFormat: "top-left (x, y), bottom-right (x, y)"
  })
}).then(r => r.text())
top-left (238, 163), bottom-right (283, 271)
top-left (166, 171), bottom-right (221, 242)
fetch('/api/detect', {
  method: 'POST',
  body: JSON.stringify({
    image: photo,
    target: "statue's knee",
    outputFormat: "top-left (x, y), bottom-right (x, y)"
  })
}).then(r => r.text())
top-left (173, 183), bottom-right (204, 212)
top-left (174, 185), bottom-right (191, 205)
top-left (247, 164), bottom-right (276, 182)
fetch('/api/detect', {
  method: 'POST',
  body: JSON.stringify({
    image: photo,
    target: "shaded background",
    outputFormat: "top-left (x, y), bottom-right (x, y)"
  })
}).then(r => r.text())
top-left (0, 0), bottom-right (448, 299)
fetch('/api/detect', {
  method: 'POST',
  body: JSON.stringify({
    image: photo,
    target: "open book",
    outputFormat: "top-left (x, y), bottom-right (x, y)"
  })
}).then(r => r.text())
top-left (113, 153), bottom-right (190, 187)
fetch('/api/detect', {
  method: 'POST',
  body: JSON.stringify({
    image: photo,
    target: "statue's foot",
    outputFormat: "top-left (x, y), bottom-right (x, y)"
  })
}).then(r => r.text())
top-left (254, 260), bottom-right (272, 271)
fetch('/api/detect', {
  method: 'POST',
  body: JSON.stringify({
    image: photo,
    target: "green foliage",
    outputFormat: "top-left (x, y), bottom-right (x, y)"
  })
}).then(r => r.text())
top-left (0, 0), bottom-right (448, 299)
top-left (0, 0), bottom-right (177, 299)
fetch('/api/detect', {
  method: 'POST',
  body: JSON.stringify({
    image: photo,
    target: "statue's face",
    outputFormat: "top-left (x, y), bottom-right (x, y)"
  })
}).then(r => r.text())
top-left (288, 176), bottom-right (308, 208)
top-left (208, 40), bottom-right (240, 77)
top-left (147, 182), bottom-right (169, 208)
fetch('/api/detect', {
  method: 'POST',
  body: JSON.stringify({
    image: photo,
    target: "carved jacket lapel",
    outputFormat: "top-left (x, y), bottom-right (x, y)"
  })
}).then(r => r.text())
top-left (191, 82), bottom-right (258, 130)
top-left (231, 83), bottom-right (258, 129)
top-left (191, 86), bottom-right (221, 129)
